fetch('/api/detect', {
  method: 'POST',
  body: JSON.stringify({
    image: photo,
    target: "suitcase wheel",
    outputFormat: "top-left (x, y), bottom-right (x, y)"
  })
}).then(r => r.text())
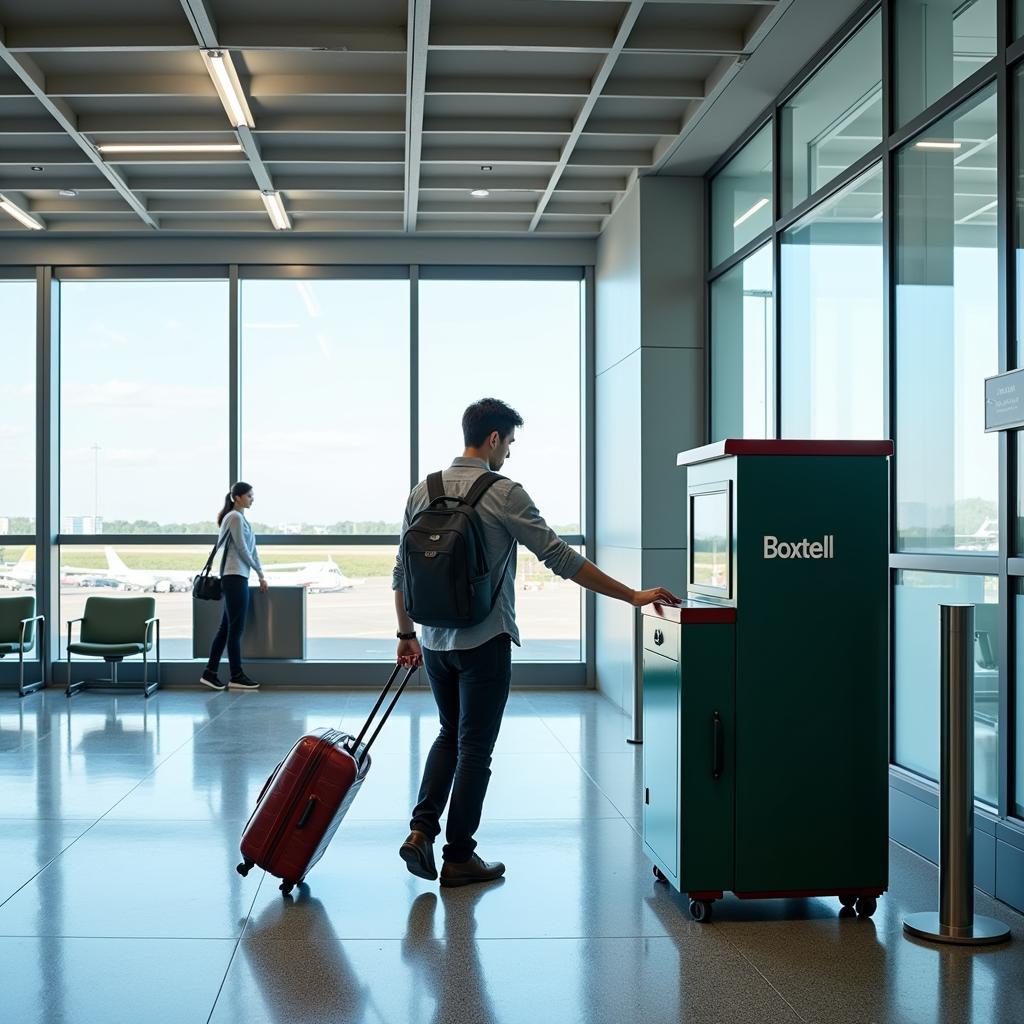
top-left (855, 896), bottom-right (877, 918)
top-left (280, 880), bottom-right (296, 896)
top-left (652, 865), bottom-right (667, 883)
top-left (236, 859), bottom-right (254, 877)
top-left (689, 899), bottom-right (713, 924)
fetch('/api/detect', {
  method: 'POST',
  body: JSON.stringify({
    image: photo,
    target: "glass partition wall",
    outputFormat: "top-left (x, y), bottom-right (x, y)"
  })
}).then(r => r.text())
top-left (19, 267), bottom-right (587, 685)
top-left (0, 279), bottom-right (38, 679)
top-left (706, 0), bottom-right (1024, 911)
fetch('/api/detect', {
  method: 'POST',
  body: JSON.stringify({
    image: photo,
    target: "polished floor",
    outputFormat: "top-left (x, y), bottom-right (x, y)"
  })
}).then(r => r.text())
top-left (2, 685), bottom-right (1023, 1024)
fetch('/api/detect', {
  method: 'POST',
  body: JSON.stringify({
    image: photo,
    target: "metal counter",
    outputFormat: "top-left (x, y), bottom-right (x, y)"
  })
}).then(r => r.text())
top-left (192, 587), bottom-right (306, 660)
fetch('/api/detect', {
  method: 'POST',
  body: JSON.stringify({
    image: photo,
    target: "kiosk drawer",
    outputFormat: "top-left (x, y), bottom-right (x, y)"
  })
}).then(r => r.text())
top-left (643, 617), bottom-right (678, 660)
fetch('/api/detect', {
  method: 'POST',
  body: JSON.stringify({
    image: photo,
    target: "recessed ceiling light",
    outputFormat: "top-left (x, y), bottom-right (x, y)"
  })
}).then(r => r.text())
top-left (96, 143), bottom-right (243, 155)
top-left (480, 165), bottom-right (493, 172)
top-left (59, 188), bottom-right (78, 198)
top-left (31, 165), bottom-right (43, 172)
top-left (470, 188), bottom-right (490, 198)
top-left (915, 140), bottom-right (961, 150)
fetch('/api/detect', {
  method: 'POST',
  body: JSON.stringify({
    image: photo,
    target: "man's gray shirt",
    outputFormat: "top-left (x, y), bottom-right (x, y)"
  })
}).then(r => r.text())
top-left (392, 457), bottom-right (586, 652)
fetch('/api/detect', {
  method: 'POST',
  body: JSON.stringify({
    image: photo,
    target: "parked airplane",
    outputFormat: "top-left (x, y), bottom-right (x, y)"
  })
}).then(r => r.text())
top-left (2, 548), bottom-right (361, 595)
top-left (262, 557), bottom-right (361, 593)
top-left (102, 548), bottom-right (194, 593)
top-left (0, 550), bottom-right (35, 591)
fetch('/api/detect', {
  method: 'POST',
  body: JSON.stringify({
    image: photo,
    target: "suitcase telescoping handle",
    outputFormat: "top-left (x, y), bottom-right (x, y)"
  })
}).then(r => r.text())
top-left (348, 663), bottom-right (419, 765)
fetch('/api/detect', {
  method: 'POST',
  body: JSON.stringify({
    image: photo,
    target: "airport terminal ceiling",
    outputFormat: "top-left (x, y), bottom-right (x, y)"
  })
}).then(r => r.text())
top-left (0, 0), bottom-right (864, 240)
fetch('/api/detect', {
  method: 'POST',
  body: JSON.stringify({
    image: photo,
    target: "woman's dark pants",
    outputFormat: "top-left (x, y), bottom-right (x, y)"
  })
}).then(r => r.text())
top-left (206, 575), bottom-right (250, 679)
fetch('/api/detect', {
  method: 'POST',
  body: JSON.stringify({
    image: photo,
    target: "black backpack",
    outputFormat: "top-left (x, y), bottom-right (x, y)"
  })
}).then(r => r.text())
top-left (401, 470), bottom-right (514, 629)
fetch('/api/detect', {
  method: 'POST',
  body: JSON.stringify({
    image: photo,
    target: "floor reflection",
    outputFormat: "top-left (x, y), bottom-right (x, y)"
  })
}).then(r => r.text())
top-left (242, 891), bottom-right (374, 1022)
top-left (400, 888), bottom-right (500, 1024)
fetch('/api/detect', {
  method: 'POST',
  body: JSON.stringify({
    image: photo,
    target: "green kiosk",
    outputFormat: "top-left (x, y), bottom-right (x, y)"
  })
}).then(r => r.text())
top-left (642, 439), bottom-right (892, 922)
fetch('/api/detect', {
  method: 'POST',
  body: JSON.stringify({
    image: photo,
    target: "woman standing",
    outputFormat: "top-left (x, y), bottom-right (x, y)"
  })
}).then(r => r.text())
top-left (201, 481), bottom-right (268, 691)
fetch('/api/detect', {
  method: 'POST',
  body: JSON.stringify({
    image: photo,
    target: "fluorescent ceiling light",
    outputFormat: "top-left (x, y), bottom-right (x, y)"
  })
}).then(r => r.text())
top-left (915, 140), bottom-right (961, 150)
top-left (261, 190), bottom-right (291, 230)
top-left (0, 194), bottom-right (43, 230)
top-left (97, 143), bottom-right (243, 154)
top-left (202, 49), bottom-right (254, 129)
top-left (733, 196), bottom-right (769, 228)
top-left (470, 188), bottom-right (490, 198)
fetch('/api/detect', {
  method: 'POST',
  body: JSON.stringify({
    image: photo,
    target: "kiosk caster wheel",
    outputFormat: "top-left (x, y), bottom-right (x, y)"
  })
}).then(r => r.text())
top-left (689, 900), bottom-right (713, 923)
top-left (855, 896), bottom-right (877, 918)
top-left (236, 859), bottom-right (254, 877)
top-left (652, 866), bottom-right (667, 883)
top-left (838, 895), bottom-right (857, 910)
top-left (280, 880), bottom-right (296, 896)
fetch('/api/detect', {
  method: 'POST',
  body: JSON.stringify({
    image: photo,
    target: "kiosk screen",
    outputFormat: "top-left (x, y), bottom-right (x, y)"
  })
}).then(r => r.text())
top-left (689, 486), bottom-right (731, 597)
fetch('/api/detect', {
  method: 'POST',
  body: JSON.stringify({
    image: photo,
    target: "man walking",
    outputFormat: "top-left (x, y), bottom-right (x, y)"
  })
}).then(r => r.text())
top-left (393, 398), bottom-right (679, 887)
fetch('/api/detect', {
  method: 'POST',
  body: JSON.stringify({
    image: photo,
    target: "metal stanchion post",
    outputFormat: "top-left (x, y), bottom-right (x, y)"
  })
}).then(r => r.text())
top-left (627, 607), bottom-right (643, 745)
top-left (903, 604), bottom-right (1010, 946)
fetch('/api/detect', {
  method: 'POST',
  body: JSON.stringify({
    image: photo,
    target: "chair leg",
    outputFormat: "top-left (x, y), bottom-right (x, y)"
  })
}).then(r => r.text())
top-left (142, 649), bottom-right (156, 699)
top-left (65, 642), bottom-right (79, 698)
top-left (17, 645), bottom-right (44, 698)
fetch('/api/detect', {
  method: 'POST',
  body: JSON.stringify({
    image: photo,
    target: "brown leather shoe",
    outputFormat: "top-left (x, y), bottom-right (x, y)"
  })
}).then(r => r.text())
top-left (439, 853), bottom-right (506, 888)
top-left (399, 830), bottom-right (438, 881)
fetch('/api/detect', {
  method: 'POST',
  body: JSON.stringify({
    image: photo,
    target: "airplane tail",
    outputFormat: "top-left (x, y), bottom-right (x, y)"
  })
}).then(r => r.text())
top-left (17, 549), bottom-right (35, 566)
top-left (105, 546), bottom-right (128, 572)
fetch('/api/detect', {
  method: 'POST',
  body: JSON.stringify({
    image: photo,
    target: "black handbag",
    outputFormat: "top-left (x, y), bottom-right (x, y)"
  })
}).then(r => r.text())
top-left (192, 533), bottom-right (231, 601)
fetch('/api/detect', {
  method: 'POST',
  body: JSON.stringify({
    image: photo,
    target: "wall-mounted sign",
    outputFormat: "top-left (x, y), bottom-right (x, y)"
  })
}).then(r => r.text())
top-left (985, 369), bottom-right (1024, 432)
top-left (763, 535), bottom-right (834, 560)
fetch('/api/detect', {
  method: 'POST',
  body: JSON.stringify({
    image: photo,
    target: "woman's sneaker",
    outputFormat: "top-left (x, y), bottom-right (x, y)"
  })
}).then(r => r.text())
top-left (200, 669), bottom-right (226, 691)
top-left (229, 673), bottom-right (260, 691)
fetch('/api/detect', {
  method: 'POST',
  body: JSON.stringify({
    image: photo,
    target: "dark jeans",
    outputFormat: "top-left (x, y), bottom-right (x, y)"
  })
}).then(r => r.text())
top-left (206, 575), bottom-right (250, 679)
top-left (410, 633), bottom-right (512, 863)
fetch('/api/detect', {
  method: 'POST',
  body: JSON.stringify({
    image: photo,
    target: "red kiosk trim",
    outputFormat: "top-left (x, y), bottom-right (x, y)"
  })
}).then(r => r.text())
top-left (677, 439), bottom-right (894, 468)
top-left (641, 601), bottom-right (736, 625)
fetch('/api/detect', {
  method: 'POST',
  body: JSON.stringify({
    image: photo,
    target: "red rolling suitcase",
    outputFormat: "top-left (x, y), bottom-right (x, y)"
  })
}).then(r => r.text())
top-left (236, 664), bottom-right (417, 895)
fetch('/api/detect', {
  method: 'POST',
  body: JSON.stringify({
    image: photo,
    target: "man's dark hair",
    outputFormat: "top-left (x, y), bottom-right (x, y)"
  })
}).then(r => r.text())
top-left (462, 398), bottom-right (524, 448)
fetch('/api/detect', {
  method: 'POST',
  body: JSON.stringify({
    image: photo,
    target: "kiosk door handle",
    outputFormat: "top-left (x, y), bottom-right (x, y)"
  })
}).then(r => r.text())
top-left (712, 712), bottom-right (723, 780)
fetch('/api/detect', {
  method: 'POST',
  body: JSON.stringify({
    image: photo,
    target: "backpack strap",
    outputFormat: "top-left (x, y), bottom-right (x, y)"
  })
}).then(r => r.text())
top-left (426, 471), bottom-right (445, 503)
top-left (464, 471), bottom-right (506, 508)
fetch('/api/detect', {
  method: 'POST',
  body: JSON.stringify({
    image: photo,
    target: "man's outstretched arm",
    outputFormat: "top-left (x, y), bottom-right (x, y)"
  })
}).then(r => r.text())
top-left (570, 559), bottom-right (679, 607)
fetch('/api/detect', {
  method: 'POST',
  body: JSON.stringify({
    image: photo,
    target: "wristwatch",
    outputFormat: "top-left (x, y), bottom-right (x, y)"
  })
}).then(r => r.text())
top-left (397, 631), bottom-right (417, 640)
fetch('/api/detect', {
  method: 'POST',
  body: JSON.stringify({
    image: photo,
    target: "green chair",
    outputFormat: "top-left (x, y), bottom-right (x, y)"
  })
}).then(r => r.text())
top-left (66, 596), bottom-right (160, 698)
top-left (0, 595), bottom-right (45, 697)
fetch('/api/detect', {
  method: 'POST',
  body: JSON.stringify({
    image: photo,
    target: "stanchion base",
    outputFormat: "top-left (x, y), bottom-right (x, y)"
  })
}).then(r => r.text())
top-left (903, 912), bottom-right (1011, 946)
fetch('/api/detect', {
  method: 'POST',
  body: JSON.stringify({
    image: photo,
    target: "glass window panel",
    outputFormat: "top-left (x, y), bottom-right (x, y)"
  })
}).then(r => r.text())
top-left (895, 86), bottom-right (998, 553)
top-left (1015, 67), bottom-right (1024, 366)
top-left (711, 122), bottom-right (773, 265)
top-left (0, 281), bottom-right (35, 533)
top-left (896, 0), bottom-right (996, 127)
top-left (710, 243), bottom-right (774, 440)
top-left (1016, 581), bottom-right (1024, 817)
top-left (0, 542), bottom-right (35, 606)
top-left (781, 12), bottom-right (882, 213)
top-left (894, 571), bottom-right (999, 805)
top-left (59, 280), bottom-right (229, 534)
top-left (274, 542), bottom-right (580, 662)
top-left (59, 544), bottom-right (209, 661)
top-left (240, 279), bottom-right (410, 530)
top-left (781, 164), bottom-right (884, 439)
top-left (418, 279), bottom-right (582, 534)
